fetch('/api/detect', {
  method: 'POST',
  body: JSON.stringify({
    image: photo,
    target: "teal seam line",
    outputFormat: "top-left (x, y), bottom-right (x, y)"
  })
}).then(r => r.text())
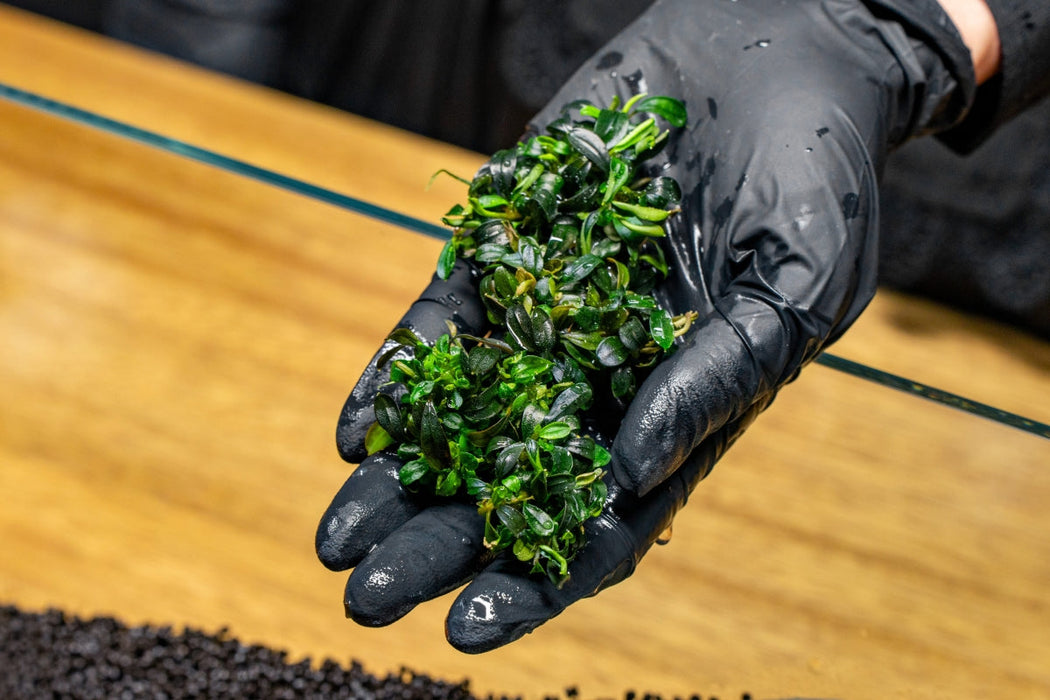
top-left (0, 83), bottom-right (450, 240)
top-left (3, 82), bottom-right (1048, 441)
top-left (814, 354), bottom-right (1050, 439)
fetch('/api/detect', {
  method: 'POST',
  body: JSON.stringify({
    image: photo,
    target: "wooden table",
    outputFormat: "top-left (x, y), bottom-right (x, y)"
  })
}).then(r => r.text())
top-left (1, 6), bottom-right (1048, 699)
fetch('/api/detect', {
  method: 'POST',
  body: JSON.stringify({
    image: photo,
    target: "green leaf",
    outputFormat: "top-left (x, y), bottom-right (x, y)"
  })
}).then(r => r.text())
top-left (537, 422), bottom-right (573, 441)
top-left (615, 214), bottom-right (667, 238)
top-left (364, 421), bottom-right (394, 455)
top-left (435, 469), bottom-right (462, 496)
top-left (633, 95), bottom-right (688, 127)
top-left (398, 458), bottom-right (430, 486)
top-left (523, 503), bottom-right (556, 537)
top-left (650, 308), bottom-right (675, 350)
top-left (466, 346), bottom-right (499, 376)
top-left (436, 240), bottom-right (457, 280)
top-left (596, 336), bottom-right (629, 367)
top-left (601, 157), bottom-right (631, 206)
top-left (513, 538), bottom-right (536, 561)
top-left (611, 200), bottom-right (675, 222)
top-left (565, 126), bottom-right (610, 171)
top-left (560, 330), bottom-right (602, 352)
top-left (509, 355), bottom-right (553, 383)
top-left (408, 379), bottom-right (436, 404)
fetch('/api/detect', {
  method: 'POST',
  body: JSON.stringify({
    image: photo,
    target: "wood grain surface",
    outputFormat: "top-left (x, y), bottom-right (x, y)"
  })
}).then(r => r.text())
top-left (1, 7), bottom-right (1048, 699)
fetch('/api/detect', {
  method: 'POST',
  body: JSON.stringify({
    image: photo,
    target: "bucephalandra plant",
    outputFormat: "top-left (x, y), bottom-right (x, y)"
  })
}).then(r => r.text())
top-left (365, 94), bottom-right (697, 586)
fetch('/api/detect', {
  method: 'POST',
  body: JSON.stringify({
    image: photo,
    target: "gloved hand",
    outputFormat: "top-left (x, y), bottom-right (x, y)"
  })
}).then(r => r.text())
top-left (317, 0), bottom-right (975, 653)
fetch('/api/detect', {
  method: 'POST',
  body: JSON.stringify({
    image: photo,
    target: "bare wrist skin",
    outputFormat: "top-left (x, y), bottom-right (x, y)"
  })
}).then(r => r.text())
top-left (937, 0), bottom-right (1002, 83)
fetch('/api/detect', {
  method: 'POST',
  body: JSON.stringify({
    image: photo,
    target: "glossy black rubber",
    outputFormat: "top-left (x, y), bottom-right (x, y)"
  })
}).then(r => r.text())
top-left (318, 0), bottom-right (975, 653)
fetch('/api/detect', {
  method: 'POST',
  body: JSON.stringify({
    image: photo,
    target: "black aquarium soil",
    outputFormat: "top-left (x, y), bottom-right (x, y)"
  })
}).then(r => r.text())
top-left (0, 604), bottom-right (755, 700)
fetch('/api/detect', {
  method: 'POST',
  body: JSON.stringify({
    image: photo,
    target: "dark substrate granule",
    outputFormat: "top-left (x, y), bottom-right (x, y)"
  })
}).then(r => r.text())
top-left (0, 604), bottom-right (755, 700)
top-left (0, 604), bottom-right (485, 700)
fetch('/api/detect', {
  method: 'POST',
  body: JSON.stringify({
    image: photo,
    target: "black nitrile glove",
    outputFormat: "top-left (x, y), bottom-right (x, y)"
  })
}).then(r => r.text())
top-left (317, 0), bottom-right (975, 653)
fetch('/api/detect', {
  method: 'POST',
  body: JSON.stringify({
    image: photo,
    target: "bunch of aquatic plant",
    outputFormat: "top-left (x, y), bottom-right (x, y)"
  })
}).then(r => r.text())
top-left (365, 94), bottom-right (695, 585)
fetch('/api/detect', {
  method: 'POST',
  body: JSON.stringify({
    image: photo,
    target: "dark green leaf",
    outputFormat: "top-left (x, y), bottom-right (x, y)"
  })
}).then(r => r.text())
top-left (505, 304), bottom-right (536, 352)
top-left (488, 148), bottom-right (517, 196)
top-left (522, 404), bottom-right (546, 440)
top-left (474, 218), bottom-right (513, 246)
top-left (589, 237), bottom-right (621, 259)
top-left (531, 308), bottom-right (556, 354)
top-left (523, 503), bottom-right (556, 537)
top-left (618, 316), bottom-right (648, 352)
top-left (642, 176), bottom-right (682, 209)
top-left (560, 330), bottom-right (602, 351)
top-left (398, 458), bottom-right (430, 486)
top-left (596, 336), bottom-right (629, 366)
top-left (611, 366), bottom-right (636, 398)
top-left (566, 126), bottom-right (610, 171)
top-left (386, 327), bottom-right (422, 347)
top-left (496, 504), bottom-right (528, 535)
top-left (524, 172), bottom-right (563, 221)
top-left (373, 393), bottom-right (405, 441)
top-left (594, 109), bottom-right (630, 144)
top-left (561, 254), bottom-right (602, 286)
top-left (546, 473), bottom-right (576, 495)
top-left (547, 383), bottom-right (593, 421)
top-left (420, 401), bottom-right (450, 468)
top-left (495, 443), bottom-right (525, 479)
top-left (520, 240), bottom-right (543, 277)
top-left (573, 306), bottom-right (600, 332)
top-left (559, 182), bottom-right (600, 213)
top-left (408, 379), bottom-right (436, 404)
top-left (549, 446), bottom-right (574, 474)
top-left (548, 217), bottom-right (578, 256)
top-left (476, 243), bottom-right (510, 263)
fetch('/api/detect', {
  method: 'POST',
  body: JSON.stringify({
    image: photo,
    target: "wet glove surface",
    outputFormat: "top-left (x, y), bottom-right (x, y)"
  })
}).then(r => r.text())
top-left (318, 0), bottom-right (974, 653)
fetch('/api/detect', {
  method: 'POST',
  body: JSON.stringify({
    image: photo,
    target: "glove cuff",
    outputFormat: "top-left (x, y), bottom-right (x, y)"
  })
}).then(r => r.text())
top-left (863, 0), bottom-right (977, 139)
